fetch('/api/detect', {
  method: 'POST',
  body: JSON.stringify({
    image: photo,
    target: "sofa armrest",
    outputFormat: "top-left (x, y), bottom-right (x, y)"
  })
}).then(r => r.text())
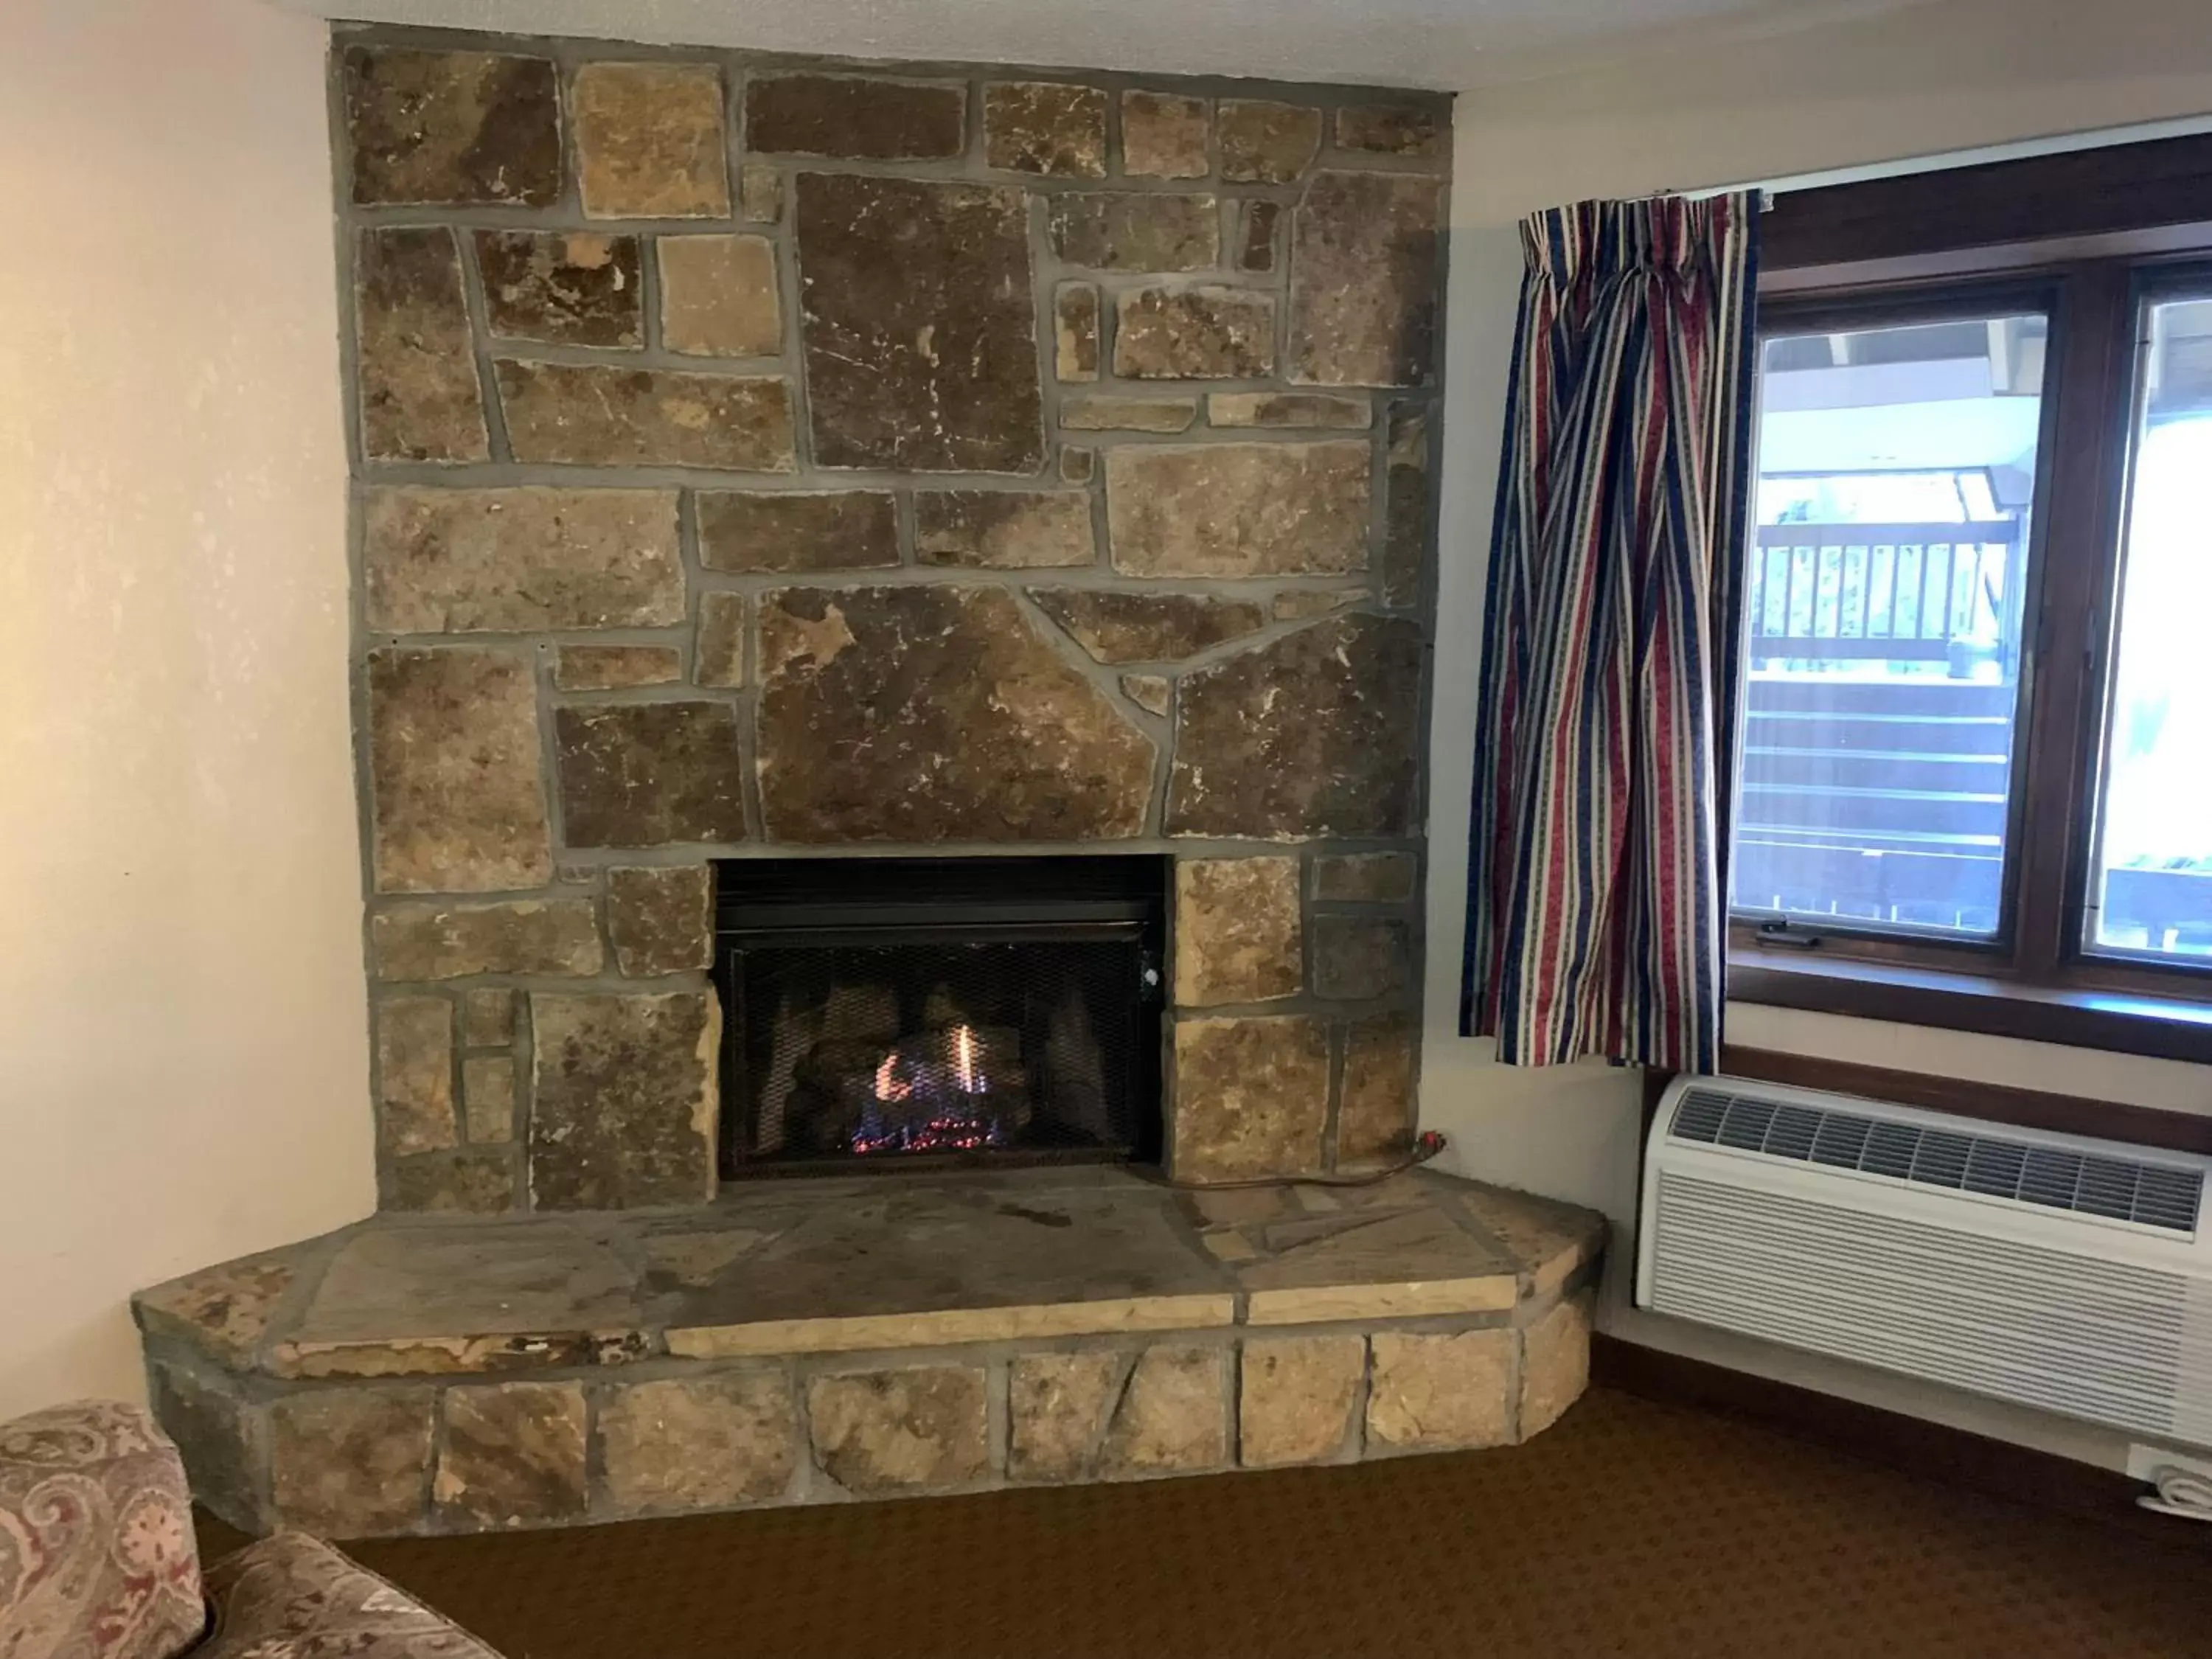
top-left (201, 1533), bottom-right (503, 1658)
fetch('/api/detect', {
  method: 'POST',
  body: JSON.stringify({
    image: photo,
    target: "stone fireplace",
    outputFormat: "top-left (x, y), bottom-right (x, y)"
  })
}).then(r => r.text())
top-left (134, 23), bottom-right (1604, 1538)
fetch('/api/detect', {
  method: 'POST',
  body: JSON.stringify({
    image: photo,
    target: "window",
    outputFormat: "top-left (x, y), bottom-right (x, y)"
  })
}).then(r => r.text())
top-left (1726, 134), bottom-right (2212, 1058)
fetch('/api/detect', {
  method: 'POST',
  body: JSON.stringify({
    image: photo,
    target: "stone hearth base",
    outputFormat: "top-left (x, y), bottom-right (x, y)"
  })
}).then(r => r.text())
top-left (136, 1169), bottom-right (1601, 1537)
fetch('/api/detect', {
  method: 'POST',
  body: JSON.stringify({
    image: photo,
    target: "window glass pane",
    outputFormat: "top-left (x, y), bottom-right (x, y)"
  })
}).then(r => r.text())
top-left (2085, 293), bottom-right (2212, 964)
top-left (1731, 313), bottom-right (2046, 939)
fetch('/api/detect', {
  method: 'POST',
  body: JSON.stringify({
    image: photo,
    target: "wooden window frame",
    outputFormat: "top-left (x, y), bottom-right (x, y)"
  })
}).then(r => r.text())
top-left (1725, 133), bottom-right (2212, 1064)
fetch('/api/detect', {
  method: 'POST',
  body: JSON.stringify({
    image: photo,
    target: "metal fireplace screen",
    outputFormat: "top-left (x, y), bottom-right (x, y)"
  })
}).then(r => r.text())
top-left (714, 857), bottom-right (1166, 1175)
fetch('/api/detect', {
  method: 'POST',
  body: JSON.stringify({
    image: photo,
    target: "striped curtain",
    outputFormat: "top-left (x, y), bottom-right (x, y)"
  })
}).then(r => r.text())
top-left (1460, 192), bottom-right (1759, 1073)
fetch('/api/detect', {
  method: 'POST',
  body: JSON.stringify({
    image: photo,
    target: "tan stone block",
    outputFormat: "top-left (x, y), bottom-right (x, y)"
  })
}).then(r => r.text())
top-left (695, 591), bottom-right (746, 689)
top-left (605, 866), bottom-right (714, 977)
top-left (1121, 673), bottom-right (1172, 716)
top-left (1209, 392), bottom-right (1371, 430)
top-left (1049, 192), bottom-right (1218, 270)
top-left (698, 491), bottom-right (900, 574)
top-left (667, 1294), bottom-right (1234, 1360)
top-left (1105, 442), bottom-right (1369, 577)
top-left (739, 161), bottom-right (783, 222)
top-left (574, 61), bottom-right (729, 218)
top-left (1114, 286), bottom-right (1275, 380)
top-left (370, 900), bottom-right (603, 982)
top-left (553, 645), bottom-right (681, 691)
top-left (985, 80), bottom-right (1107, 177)
top-left (495, 361), bottom-right (796, 472)
top-left (1173, 858), bottom-right (1301, 1006)
top-left (1366, 1329), bottom-right (1516, 1453)
top-left (1289, 172), bottom-right (1444, 388)
top-left (1060, 394), bottom-right (1197, 434)
top-left (915, 492), bottom-right (1094, 569)
top-left (462, 1055), bottom-right (515, 1144)
top-left (435, 1383), bottom-right (589, 1528)
top-left (1461, 1182), bottom-right (1607, 1299)
top-left (1338, 1015), bottom-right (1417, 1163)
top-left (1121, 91), bottom-right (1208, 179)
top-left (1239, 1335), bottom-right (1363, 1467)
top-left (1520, 1293), bottom-right (1593, 1441)
top-left (807, 1367), bottom-right (989, 1493)
top-left (1009, 1350), bottom-right (1122, 1481)
top-left (1218, 99), bottom-right (1321, 183)
top-left (136, 1259), bottom-right (295, 1369)
top-left (1335, 102), bottom-right (1446, 159)
top-left (660, 234), bottom-right (782, 358)
top-left (601, 1374), bottom-right (798, 1513)
top-left (462, 988), bottom-right (515, 1046)
top-left (378, 995), bottom-right (455, 1158)
top-left (1171, 1016), bottom-right (1328, 1181)
top-left (1055, 282), bottom-right (1099, 382)
top-left (355, 226), bottom-right (486, 463)
top-left (1102, 1345), bottom-right (1228, 1474)
top-left (271, 1389), bottom-right (434, 1535)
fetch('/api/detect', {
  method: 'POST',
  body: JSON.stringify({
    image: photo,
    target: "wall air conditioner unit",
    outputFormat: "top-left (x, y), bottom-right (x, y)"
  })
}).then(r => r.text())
top-left (1638, 1074), bottom-right (2212, 1443)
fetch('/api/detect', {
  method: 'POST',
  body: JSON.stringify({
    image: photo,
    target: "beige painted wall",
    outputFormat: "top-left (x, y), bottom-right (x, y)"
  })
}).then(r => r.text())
top-left (1425, 0), bottom-right (2212, 1467)
top-left (0, 0), bottom-right (372, 1419)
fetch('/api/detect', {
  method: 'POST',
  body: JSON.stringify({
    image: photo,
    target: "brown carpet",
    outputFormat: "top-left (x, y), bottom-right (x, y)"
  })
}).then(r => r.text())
top-left (197, 1388), bottom-right (2212, 1658)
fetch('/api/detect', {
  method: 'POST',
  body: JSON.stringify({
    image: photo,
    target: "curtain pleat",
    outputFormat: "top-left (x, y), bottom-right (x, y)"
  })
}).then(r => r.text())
top-left (1460, 192), bottom-right (1760, 1072)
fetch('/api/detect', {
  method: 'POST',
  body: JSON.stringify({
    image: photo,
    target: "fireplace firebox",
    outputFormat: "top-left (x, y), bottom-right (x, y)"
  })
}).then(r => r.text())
top-left (713, 857), bottom-right (1167, 1176)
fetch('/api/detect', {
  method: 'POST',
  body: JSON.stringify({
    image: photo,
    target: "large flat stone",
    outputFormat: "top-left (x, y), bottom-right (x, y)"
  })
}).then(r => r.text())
top-left (271, 1389), bottom-right (434, 1536)
top-left (1101, 1346), bottom-right (1228, 1474)
top-left (435, 1383), bottom-right (589, 1528)
top-left (377, 995), bottom-right (456, 1158)
top-left (362, 487), bottom-right (684, 635)
top-left (366, 647), bottom-right (552, 894)
top-left (1238, 1208), bottom-right (1514, 1325)
top-left (573, 61), bottom-right (729, 218)
top-left (1048, 193), bottom-right (1218, 271)
top-left (795, 174), bottom-right (1043, 473)
top-left (756, 586), bottom-right (1153, 842)
top-left (605, 866), bottom-right (713, 976)
top-left (1338, 1015), bottom-right (1417, 1163)
top-left (1008, 1351), bottom-right (1122, 1481)
top-left (496, 361), bottom-right (796, 471)
top-left (1366, 1330), bottom-right (1516, 1453)
top-left (1173, 857), bottom-right (1301, 1006)
top-left (1171, 1017), bottom-right (1329, 1182)
top-left (984, 81), bottom-right (1107, 176)
top-left (344, 46), bottom-right (560, 207)
top-left (1289, 172), bottom-right (1444, 388)
top-left (1121, 91), bottom-right (1209, 179)
top-left (808, 1367), bottom-right (989, 1493)
top-left (1105, 442), bottom-right (1368, 577)
top-left (554, 702), bottom-right (748, 848)
top-left (356, 227), bottom-right (486, 464)
top-left (602, 1374), bottom-right (799, 1513)
top-left (745, 74), bottom-right (965, 160)
top-left (1114, 287), bottom-right (1276, 379)
top-left (915, 493), bottom-right (1094, 569)
top-left (1459, 1183), bottom-right (1608, 1301)
top-left (697, 491), bottom-right (899, 573)
top-left (529, 991), bottom-right (719, 1208)
top-left (1166, 614), bottom-right (1423, 838)
top-left (1239, 1335), bottom-right (1363, 1467)
top-left (370, 899), bottom-right (604, 981)
top-left (1218, 100), bottom-right (1321, 183)
top-left (1030, 591), bottom-right (1265, 664)
top-left (659, 234), bottom-right (782, 358)
top-left (474, 230), bottom-right (641, 347)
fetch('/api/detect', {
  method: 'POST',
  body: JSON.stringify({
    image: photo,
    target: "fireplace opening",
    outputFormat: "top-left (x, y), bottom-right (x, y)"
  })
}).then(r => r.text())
top-left (713, 856), bottom-right (1167, 1176)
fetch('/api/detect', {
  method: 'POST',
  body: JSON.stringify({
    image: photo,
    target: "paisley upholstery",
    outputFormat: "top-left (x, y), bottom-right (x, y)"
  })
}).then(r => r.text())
top-left (200, 1534), bottom-right (499, 1659)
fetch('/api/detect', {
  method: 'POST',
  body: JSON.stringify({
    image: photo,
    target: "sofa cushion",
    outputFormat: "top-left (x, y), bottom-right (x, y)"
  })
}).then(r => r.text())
top-left (0, 1401), bottom-right (204, 1659)
top-left (201, 1533), bottom-right (498, 1658)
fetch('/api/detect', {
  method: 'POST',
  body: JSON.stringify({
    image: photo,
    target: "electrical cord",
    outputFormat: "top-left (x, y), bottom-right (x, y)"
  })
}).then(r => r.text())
top-left (2138, 1464), bottom-right (2212, 1522)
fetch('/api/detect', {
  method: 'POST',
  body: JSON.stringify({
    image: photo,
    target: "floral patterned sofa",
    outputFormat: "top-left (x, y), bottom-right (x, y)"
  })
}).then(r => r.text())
top-left (0, 1401), bottom-right (502, 1659)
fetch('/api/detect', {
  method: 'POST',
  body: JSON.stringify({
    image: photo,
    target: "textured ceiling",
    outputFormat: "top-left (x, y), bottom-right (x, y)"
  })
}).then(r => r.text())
top-left (271, 0), bottom-right (1935, 90)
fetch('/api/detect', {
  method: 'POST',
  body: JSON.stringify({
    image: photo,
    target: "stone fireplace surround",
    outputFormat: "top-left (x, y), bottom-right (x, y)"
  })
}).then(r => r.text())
top-left (137, 24), bottom-right (1605, 1534)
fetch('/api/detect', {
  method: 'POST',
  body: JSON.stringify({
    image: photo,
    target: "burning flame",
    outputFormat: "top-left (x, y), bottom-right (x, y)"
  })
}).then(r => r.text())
top-left (873, 1051), bottom-right (910, 1102)
top-left (954, 1023), bottom-right (978, 1093)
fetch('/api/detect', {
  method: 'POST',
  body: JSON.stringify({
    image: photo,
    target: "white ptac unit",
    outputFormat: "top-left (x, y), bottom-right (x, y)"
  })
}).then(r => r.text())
top-left (1638, 1074), bottom-right (2212, 1442)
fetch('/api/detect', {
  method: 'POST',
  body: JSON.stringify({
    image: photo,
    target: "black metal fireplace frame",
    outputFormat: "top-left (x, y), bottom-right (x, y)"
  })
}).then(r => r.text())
top-left (712, 855), bottom-right (1169, 1179)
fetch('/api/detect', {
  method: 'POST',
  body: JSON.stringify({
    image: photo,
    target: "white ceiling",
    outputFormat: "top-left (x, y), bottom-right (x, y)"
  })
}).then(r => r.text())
top-left (274, 0), bottom-right (1937, 91)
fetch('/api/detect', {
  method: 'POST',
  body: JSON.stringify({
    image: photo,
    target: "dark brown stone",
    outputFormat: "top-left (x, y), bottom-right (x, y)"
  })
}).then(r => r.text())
top-left (1338, 1015), bottom-right (1418, 1162)
top-left (1312, 914), bottom-right (1411, 1000)
top-left (1121, 91), bottom-right (1209, 178)
top-left (362, 487), bottom-right (684, 635)
top-left (384, 1151), bottom-right (516, 1214)
top-left (148, 1365), bottom-right (261, 1529)
top-left (606, 866), bottom-right (714, 976)
top-left (1219, 100), bottom-right (1322, 183)
top-left (573, 62), bottom-right (729, 218)
top-left (370, 899), bottom-right (605, 981)
top-left (344, 46), bottom-right (560, 207)
top-left (1061, 394), bottom-right (1197, 434)
top-left (757, 587), bottom-right (1154, 842)
top-left (356, 228), bottom-right (487, 464)
top-left (1105, 442), bottom-right (1369, 577)
top-left (795, 174), bottom-right (1044, 473)
top-left (495, 361), bottom-right (796, 471)
top-left (1171, 1016), bottom-right (1329, 1180)
top-left (807, 1367), bottom-right (990, 1493)
top-left (1335, 103), bottom-right (1447, 159)
top-left (554, 645), bottom-right (680, 690)
top-left (1380, 403), bottom-right (1432, 606)
top-left (745, 74), bottom-right (965, 161)
top-left (377, 995), bottom-right (456, 1158)
top-left (1055, 283), bottom-right (1099, 382)
top-left (659, 234), bottom-right (782, 358)
top-left (1048, 194), bottom-right (1219, 271)
top-left (1208, 392), bottom-right (1371, 429)
top-left (367, 647), bottom-right (552, 894)
top-left (1114, 286), bottom-right (1276, 379)
top-left (1289, 171), bottom-right (1444, 387)
top-left (474, 231), bottom-right (641, 347)
top-left (435, 1383), bottom-right (588, 1528)
top-left (695, 591), bottom-right (745, 688)
top-left (1312, 850), bottom-right (1417, 901)
top-left (697, 491), bottom-right (899, 573)
top-left (529, 992), bottom-right (718, 1208)
top-left (271, 1389), bottom-right (434, 1536)
top-left (915, 493), bottom-right (1094, 569)
top-left (1029, 589), bottom-right (1265, 664)
top-left (1173, 857), bottom-right (1301, 1005)
top-left (1061, 446), bottom-right (1096, 484)
top-left (554, 703), bottom-right (748, 848)
top-left (1167, 614), bottom-right (1423, 837)
top-left (462, 989), bottom-right (515, 1046)
top-left (985, 81), bottom-right (1107, 176)
top-left (1239, 200), bottom-right (1281, 272)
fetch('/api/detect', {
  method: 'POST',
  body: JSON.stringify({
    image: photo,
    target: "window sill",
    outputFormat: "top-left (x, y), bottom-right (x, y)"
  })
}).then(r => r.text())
top-left (1727, 952), bottom-right (2212, 1066)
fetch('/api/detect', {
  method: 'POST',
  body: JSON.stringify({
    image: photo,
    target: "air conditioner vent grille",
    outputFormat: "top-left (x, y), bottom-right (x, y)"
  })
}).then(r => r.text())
top-left (1668, 1088), bottom-right (2203, 1235)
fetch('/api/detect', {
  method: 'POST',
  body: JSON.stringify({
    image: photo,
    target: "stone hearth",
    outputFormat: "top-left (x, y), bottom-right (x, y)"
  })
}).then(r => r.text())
top-left (137, 1170), bottom-right (1601, 1535)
